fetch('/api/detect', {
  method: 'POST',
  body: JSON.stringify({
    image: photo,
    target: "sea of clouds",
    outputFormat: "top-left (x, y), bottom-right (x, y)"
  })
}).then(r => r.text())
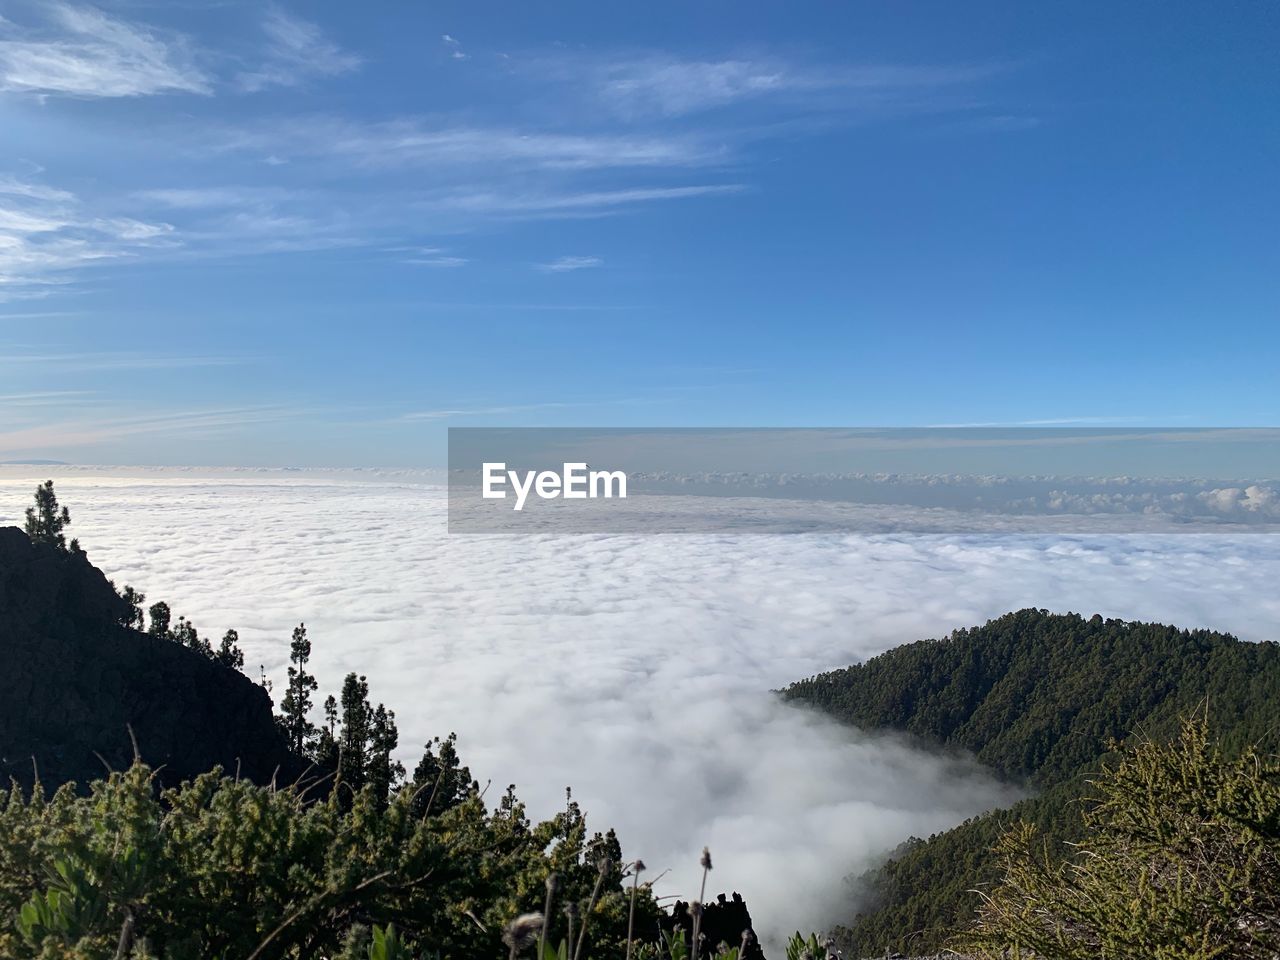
top-left (3, 466), bottom-right (1279, 938)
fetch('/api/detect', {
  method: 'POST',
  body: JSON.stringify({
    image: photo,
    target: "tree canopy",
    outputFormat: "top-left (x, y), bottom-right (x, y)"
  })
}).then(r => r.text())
top-left (23, 480), bottom-right (71, 550)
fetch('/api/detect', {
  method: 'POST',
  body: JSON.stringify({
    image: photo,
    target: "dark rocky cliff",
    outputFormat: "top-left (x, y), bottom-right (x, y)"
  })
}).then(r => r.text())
top-left (0, 526), bottom-right (307, 792)
top-left (664, 894), bottom-right (765, 960)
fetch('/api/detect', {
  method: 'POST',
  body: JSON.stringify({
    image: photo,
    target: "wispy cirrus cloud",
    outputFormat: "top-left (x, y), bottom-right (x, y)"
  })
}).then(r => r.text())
top-left (0, 405), bottom-right (296, 457)
top-left (528, 52), bottom-right (1007, 119)
top-left (0, 177), bottom-right (176, 299)
top-left (538, 255), bottom-right (602, 273)
top-left (0, 178), bottom-right (75, 203)
top-left (209, 116), bottom-right (723, 171)
top-left (133, 184), bottom-right (374, 256)
top-left (236, 6), bottom-right (360, 92)
top-left (397, 395), bottom-right (657, 421)
top-left (383, 245), bottom-right (469, 268)
top-left (0, 390), bottom-right (91, 406)
top-left (110, 177), bottom-right (738, 268)
top-left (598, 57), bottom-right (791, 117)
top-left (0, 350), bottom-right (247, 372)
top-left (433, 183), bottom-right (744, 218)
top-left (403, 255), bottom-right (468, 268)
top-left (400, 400), bottom-right (577, 421)
top-left (0, 3), bottom-right (210, 98)
top-left (138, 186), bottom-right (296, 210)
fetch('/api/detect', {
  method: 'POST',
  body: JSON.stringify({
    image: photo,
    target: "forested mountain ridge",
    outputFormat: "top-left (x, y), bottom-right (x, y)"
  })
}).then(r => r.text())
top-left (780, 608), bottom-right (1280, 955)
top-left (783, 608), bottom-right (1280, 784)
top-left (0, 525), bottom-right (307, 791)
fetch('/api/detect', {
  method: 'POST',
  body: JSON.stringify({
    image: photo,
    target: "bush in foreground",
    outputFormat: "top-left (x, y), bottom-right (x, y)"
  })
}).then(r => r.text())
top-left (0, 760), bottom-right (659, 959)
top-left (967, 714), bottom-right (1280, 959)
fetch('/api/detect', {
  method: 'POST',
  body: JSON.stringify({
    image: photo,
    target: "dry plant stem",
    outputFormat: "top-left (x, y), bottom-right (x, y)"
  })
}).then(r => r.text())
top-left (692, 848), bottom-right (711, 958)
top-left (626, 860), bottom-right (645, 960)
top-left (573, 865), bottom-right (608, 960)
top-left (540, 874), bottom-right (557, 960)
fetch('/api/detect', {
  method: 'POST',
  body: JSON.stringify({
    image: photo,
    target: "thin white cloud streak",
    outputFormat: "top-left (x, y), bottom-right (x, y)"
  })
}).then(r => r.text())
top-left (116, 180), bottom-right (738, 268)
top-left (536, 53), bottom-right (1006, 118)
top-left (0, 178), bottom-right (75, 203)
top-left (5, 172), bottom-right (731, 289)
top-left (0, 351), bottom-right (246, 371)
top-left (132, 186), bottom-right (376, 258)
top-left (236, 6), bottom-right (360, 92)
top-left (539, 255), bottom-right (602, 272)
top-left (599, 57), bottom-right (791, 117)
top-left (0, 3), bottom-right (210, 97)
top-left (6, 471), bottom-right (1278, 938)
top-left (0, 177), bottom-right (176, 294)
top-left (403, 256), bottom-right (468, 267)
top-left (0, 390), bottom-right (91, 405)
top-left (210, 116), bottom-right (724, 171)
top-left (0, 407), bottom-right (295, 456)
top-left (929, 416), bottom-right (1155, 428)
top-left (434, 184), bottom-right (744, 217)
top-left (138, 186), bottom-right (300, 210)
top-left (399, 400), bottom-right (580, 421)
top-left (0, 310), bottom-right (83, 320)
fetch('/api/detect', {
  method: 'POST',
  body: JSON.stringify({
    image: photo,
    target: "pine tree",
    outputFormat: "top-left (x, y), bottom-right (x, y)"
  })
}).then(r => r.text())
top-left (279, 623), bottom-right (318, 756)
top-left (215, 629), bottom-right (245, 671)
top-left (338, 673), bottom-right (371, 795)
top-left (173, 617), bottom-right (213, 658)
top-left (147, 602), bottom-right (172, 639)
top-left (117, 585), bottom-right (146, 629)
top-left (367, 704), bottom-right (404, 812)
top-left (24, 481), bottom-right (70, 549)
top-left (410, 732), bottom-right (476, 817)
top-left (315, 694), bottom-right (339, 770)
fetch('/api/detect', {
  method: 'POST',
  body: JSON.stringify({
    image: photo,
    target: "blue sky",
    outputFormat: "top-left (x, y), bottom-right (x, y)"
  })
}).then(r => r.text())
top-left (0, 0), bottom-right (1276, 466)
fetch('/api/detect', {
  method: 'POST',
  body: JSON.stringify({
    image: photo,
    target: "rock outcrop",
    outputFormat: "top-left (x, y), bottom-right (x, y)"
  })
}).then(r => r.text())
top-left (0, 526), bottom-right (307, 792)
top-left (664, 893), bottom-right (766, 960)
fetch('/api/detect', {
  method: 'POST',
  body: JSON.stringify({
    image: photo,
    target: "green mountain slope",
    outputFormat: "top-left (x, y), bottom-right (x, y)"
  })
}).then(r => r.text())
top-left (780, 608), bottom-right (1280, 955)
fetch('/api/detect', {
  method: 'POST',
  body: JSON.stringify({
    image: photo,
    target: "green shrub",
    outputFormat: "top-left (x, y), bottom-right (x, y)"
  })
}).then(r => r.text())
top-left (967, 715), bottom-right (1280, 959)
top-left (0, 761), bottom-right (657, 959)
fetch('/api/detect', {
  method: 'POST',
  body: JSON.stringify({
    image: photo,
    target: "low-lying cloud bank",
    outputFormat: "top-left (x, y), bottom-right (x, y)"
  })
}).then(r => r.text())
top-left (2, 467), bottom-right (1278, 936)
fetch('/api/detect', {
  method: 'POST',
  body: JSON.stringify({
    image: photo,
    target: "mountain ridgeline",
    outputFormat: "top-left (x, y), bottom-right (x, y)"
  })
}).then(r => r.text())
top-left (0, 525), bottom-right (308, 791)
top-left (781, 608), bottom-right (1280, 956)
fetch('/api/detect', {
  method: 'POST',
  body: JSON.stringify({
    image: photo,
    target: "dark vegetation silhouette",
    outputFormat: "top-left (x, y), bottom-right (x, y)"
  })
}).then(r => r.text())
top-left (23, 478), bottom-right (72, 550)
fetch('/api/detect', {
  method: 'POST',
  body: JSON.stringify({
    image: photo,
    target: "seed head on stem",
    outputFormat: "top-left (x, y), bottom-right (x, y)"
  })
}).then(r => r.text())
top-left (625, 859), bottom-right (646, 960)
top-left (502, 913), bottom-right (543, 960)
